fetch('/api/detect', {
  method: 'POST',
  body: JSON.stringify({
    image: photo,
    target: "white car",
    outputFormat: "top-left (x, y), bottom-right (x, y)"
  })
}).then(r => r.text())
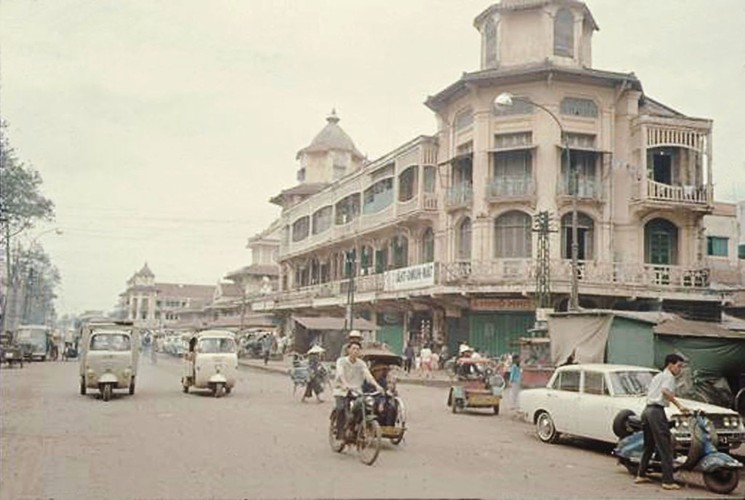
top-left (519, 364), bottom-right (745, 451)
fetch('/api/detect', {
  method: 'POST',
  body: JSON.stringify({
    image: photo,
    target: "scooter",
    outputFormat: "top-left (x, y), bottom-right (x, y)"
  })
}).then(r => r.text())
top-left (613, 410), bottom-right (742, 494)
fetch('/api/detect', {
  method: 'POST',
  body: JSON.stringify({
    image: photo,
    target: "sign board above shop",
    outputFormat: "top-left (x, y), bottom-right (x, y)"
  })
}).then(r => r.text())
top-left (383, 262), bottom-right (436, 292)
top-left (471, 297), bottom-right (534, 311)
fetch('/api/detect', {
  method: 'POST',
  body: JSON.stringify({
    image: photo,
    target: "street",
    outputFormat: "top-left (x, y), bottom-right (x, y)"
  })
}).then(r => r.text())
top-left (2, 357), bottom-right (743, 499)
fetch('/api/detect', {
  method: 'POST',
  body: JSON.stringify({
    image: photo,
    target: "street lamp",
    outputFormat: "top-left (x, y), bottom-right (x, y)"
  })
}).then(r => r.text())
top-left (494, 93), bottom-right (579, 311)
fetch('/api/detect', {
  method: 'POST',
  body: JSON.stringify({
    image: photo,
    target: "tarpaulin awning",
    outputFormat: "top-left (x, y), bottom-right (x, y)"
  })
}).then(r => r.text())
top-left (293, 316), bottom-right (379, 331)
top-left (549, 312), bottom-right (613, 366)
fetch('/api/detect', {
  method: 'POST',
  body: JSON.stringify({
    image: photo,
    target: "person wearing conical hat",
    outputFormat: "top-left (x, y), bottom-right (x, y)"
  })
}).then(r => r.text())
top-left (302, 344), bottom-right (326, 403)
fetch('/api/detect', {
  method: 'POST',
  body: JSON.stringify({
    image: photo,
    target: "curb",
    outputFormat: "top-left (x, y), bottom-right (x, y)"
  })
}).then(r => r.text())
top-left (238, 359), bottom-right (452, 388)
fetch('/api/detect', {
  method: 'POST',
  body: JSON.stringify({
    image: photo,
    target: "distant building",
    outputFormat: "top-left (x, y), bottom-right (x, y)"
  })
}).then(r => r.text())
top-left (116, 263), bottom-right (214, 329)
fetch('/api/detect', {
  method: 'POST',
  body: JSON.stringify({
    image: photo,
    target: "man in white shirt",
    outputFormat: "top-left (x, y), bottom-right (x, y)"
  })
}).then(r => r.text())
top-left (333, 338), bottom-right (384, 439)
top-left (635, 353), bottom-right (689, 490)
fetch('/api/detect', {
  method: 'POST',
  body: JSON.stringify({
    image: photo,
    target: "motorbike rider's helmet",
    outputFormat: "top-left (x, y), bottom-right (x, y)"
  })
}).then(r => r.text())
top-left (348, 330), bottom-right (363, 341)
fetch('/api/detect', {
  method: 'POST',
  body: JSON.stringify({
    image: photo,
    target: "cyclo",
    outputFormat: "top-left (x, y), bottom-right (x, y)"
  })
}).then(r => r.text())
top-left (182, 329), bottom-right (238, 398)
top-left (360, 346), bottom-right (407, 445)
top-left (447, 347), bottom-right (505, 414)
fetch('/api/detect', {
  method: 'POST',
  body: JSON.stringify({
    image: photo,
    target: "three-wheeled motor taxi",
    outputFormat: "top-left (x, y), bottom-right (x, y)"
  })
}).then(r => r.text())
top-left (447, 345), bottom-right (505, 415)
top-left (361, 346), bottom-right (407, 444)
top-left (182, 329), bottom-right (238, 397)
top-left (79, 321), bottom-right (140, 402)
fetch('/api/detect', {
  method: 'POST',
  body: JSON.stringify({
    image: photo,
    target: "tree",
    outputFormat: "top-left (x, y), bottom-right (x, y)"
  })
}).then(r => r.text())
top-left (0, 121), bottom-right (55, 239)
top-left (15, 245), bottom-right (61, 326)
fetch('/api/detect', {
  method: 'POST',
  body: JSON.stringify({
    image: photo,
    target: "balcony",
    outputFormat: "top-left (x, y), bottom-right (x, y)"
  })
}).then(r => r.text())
top-left (446, 183), bottom-right (473, 210)
top-left (639, 179), bottom-right (712, 206)
top-left (558, 178), bottom-right (602, 200)
top-left (487, 177), bottom-right (535, 202)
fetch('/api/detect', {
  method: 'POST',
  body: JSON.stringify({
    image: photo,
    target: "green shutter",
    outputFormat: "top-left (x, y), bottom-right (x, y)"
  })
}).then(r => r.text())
top-left (468, 312), bottom-right (535, 358)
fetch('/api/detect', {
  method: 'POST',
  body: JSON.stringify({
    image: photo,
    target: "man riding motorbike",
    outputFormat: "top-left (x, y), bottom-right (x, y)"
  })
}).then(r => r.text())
top-left (333, 332), bottom-right (384, 439)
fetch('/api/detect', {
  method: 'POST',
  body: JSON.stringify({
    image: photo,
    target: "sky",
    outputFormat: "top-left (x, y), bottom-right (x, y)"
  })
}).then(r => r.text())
top-left (1, 0), bottom-right (744, 316)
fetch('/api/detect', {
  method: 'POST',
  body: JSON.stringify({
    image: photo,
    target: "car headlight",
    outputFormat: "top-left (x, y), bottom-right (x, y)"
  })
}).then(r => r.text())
top-left (672, 415), bottom-right (689, 429)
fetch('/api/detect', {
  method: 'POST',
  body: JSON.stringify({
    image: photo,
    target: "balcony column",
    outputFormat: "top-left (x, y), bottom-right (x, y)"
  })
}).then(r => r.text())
top-left (472, 109), bottom-right (491, 263)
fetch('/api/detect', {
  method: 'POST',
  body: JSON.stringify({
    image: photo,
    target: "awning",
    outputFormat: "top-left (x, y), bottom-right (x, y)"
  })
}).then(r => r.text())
top-left (293, 316), bottom-right (379, 331)
top-left (487, 144), bottom-right (538, 153)
top-left (555, 144), bottom-right (612, 154)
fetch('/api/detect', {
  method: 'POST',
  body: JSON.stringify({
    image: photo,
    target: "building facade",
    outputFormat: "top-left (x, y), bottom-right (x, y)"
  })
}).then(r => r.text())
top-left (252, 0), bottom-right (737, 357)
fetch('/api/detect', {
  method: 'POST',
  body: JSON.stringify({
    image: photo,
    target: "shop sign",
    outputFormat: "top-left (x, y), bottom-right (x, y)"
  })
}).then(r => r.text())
top-left (470, 297), bottom-right (534, 311)
top-left (383, 262), bottom-right (435, 292)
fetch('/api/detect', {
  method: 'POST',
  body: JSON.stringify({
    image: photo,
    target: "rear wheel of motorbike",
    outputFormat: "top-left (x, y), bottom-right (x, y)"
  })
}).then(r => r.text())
top-left (328, 410), bottom-right (345, 453)
top-left (620, 459), bottom-right (637, 476)
top-left (357, 420), bottom-right (382, 466)
top-left (536, 411), bottom-right (560, 443)
top-left (128, 378), bottom-right (135, 395)
top-left (102, 384), bottom-right (112, 402)
top-left (703, 468), bottom-right (739, 494)
top-left (80, 377), bottom-right (86, 396)
top-left (613, 410), bottom-right (636, 439)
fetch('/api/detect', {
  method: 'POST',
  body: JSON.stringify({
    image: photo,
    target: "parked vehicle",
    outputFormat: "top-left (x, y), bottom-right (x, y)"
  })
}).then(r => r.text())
top-left (181, 330), bottom-right (238, 397)
top-left (15, 324), bottom-right (51, 361)
top-left (447, 358), bottom-right (505, 414)
top-left (0, 334), bottom-right (24, 368)
top-left (79, 321), bottom-right (140, 402)
top-left (614, 410), bottom-right (742, 494)
top-left (519, 364), bottom-right (745, 451)
top-left (328, 390), bottom-right (383, 466)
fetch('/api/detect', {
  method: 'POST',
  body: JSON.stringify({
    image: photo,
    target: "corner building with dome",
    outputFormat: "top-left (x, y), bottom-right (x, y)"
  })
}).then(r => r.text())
top-left (251, 0), bottom-right (739, 357)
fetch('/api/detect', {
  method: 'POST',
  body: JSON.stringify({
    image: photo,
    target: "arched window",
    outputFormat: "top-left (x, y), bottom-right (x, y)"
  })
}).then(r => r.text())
top-left (561, 212), bottom-right (594, 260)
top-left (645, 218), bottom-right (678, 265)
top-left (391, 235), bottom-right (409, 269)
top-left (292, 216), bottom-right (310, 242)
top-left (422, 228), bottom-right (435, 263)
top-left (554, 8), bottom-right (574, 57)
top-left (457, 218), bottom-right (472, 260)
top-left (494, 211), bottom-right (532, 258)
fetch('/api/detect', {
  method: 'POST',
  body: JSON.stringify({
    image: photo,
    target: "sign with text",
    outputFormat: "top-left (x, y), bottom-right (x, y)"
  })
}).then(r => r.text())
top-left (470, 297), bottom-right (534, 311)
top-left (384, 262), bottom-right (436, 292)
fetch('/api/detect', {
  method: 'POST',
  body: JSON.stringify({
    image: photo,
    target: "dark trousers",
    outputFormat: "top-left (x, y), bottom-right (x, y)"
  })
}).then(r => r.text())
top-left (334, 396), bottom-right (348, 437)
top-left (639, 405), bottom-right (675, 484)
top-left (404, 358), bottom-right (413, 373)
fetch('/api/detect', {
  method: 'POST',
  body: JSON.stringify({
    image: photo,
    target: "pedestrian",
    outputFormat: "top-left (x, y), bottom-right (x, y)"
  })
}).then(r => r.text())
top-left (507, 354), bottom-right (522, 410)
top-left (403, 341), bottom-right (415, 374)
top-left (302, 345), bottom-right (326, 403)
top-left (439, 344), bottom-right (449, 370)
top-left (261, 334), bottom-right (273, 365)
top-left (634, 353), bottom-right (689, 490)
top-left (419, 344), bottom-right (433, 378)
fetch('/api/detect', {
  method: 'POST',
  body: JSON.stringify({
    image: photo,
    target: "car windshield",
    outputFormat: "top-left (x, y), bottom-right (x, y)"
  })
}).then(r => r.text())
top-left (90, 333), bottom-right (131, 352)
top-left (198, 338), bottom-right (235, 354)
top-left (609, 370), bottom-right (658, 396)
top-left (16, 330), bottom-right (47, 348)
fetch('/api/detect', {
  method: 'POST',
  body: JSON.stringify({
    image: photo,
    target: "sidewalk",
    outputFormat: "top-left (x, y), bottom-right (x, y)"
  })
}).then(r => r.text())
top-left (238, 356), bottom-right (453, 388)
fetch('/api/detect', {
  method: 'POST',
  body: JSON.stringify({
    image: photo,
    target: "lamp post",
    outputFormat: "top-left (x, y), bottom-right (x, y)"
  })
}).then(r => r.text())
top-left (494, 93), bottom-right (579, 311)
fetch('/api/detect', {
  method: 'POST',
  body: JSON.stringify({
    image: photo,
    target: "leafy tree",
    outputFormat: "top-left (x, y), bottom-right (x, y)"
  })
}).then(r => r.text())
top-left (0, 122), bottom-right (55, 239)
top-left (15, 245), bottom-right (61, 325)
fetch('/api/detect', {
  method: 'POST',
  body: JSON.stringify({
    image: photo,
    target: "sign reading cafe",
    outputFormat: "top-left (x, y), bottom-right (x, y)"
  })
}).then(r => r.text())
top-left (384, 262), bottom-right (436, 292)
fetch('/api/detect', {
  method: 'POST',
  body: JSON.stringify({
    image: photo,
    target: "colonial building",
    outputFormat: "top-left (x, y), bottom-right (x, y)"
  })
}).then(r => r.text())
top-left (252, 0), bottom-right (738, 357)
top-left (117, 263), bottom-right (214, 329)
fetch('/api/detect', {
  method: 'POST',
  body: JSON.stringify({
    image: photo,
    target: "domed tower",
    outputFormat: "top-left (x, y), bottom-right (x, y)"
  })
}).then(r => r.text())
top-left (130, 262), bottom-right (155, 288)
top-left (295, 109), bottom-right (364, 184)
top-left (474, 0), bottom-right (598, 70)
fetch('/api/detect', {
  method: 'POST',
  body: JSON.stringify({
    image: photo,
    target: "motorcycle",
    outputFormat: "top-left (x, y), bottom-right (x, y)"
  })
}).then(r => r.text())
top-left (613, 410), bottom-right (742, 494)
top-left (328, 390), bottom-right (382, 466)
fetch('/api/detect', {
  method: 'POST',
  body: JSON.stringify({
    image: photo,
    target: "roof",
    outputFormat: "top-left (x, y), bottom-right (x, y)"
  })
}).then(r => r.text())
top-left (654, 316), bottom-right (745, 340)
top-left (137, 262), bottom-right (154, 278)
top-left (270, 183), bottom-right (329, 206)
top-left (217, 282), bottom-right (242, 298)
top-left (549, 309), bottom-right (675, 324)
top-left (425, 62), bottom-right (642, 111)
top-left (293, 315), bottom-right (379, 331)
top-left (225, 264), bottom-right (279, 279)
top-left (639, 96), bottom-right (687, 118)
top-left (475, 0), bottom-right (598, 31)
top-left (554, 363), bottom-right (659, 373)
top-left (296, 110), bottom-right (363, 159)
top-left (155, 283), bottom-right (215, 300)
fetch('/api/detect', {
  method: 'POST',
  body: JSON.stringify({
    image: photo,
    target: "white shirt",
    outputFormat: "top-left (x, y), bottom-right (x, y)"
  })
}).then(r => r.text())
top-left (333, 356), bottom-right (378, 397)
top-left (646, 368), bottom-right (676, 407)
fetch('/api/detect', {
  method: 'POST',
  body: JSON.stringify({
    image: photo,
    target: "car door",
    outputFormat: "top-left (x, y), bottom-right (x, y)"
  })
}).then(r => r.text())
top-left (577, 370), bottom-right (615, 441)
top-left (549, 368), bottom-right (581, 434)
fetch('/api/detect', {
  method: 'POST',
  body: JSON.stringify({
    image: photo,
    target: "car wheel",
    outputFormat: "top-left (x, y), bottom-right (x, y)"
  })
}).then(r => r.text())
top-left (612, 409), bottom-right (636, 439)
top-left (536, 411), bottom-right (560, 443)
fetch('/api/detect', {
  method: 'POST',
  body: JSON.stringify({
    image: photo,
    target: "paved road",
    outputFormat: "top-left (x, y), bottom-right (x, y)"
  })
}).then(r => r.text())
top-left (2, 356), bottom-right (742, 499)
